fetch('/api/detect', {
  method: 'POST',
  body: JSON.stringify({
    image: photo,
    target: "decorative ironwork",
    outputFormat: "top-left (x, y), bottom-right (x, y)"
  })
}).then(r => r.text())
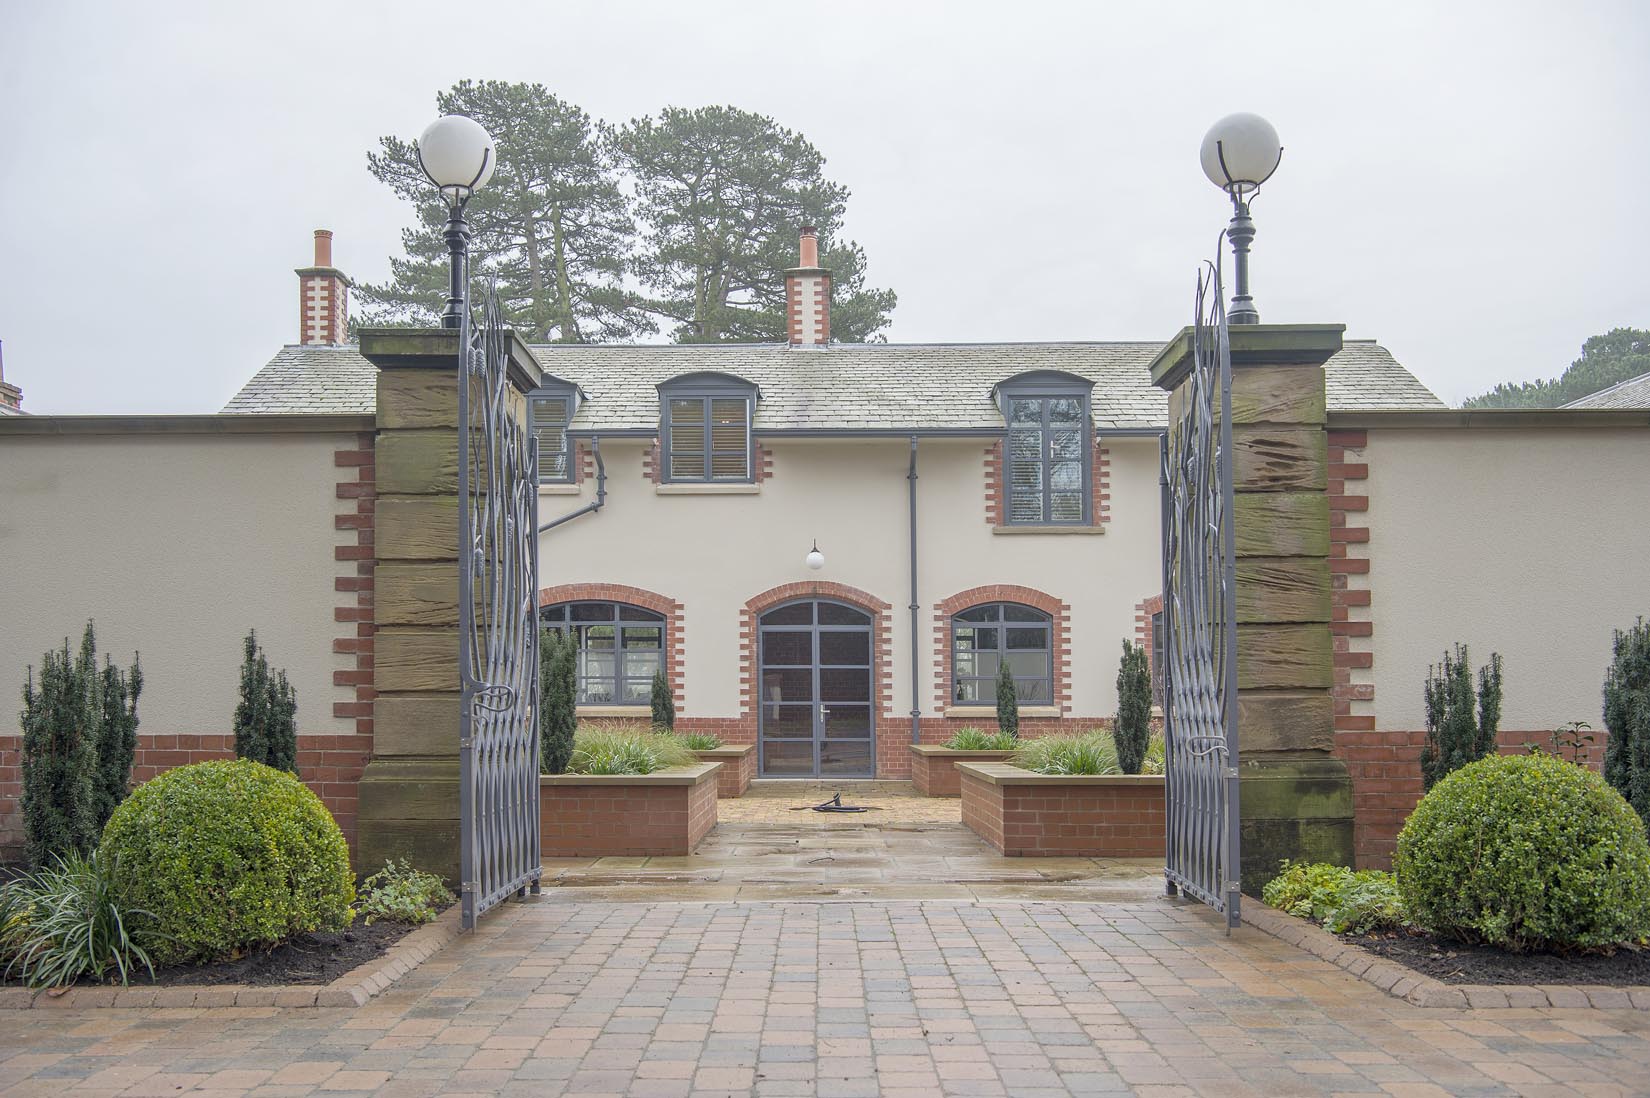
top-left (458, 289), bottom-right (543, 930)
top-left (1160, 259), bottom-right (1241, 930)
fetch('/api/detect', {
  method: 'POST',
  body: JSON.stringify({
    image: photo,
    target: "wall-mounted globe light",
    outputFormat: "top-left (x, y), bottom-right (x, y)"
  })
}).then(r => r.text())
top-left (806, 540), bottom-right (825, 571)
top-left (1199, 113), bottom-right (1283, 324)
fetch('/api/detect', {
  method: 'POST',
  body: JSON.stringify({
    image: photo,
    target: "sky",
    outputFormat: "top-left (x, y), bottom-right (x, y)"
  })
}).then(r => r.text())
top-left (1, 0), bottom-right (1646, 413)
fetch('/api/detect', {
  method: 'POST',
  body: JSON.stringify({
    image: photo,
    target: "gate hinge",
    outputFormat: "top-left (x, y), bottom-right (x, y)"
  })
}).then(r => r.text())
top-left (1223, 767), bottom-right (1238, 780)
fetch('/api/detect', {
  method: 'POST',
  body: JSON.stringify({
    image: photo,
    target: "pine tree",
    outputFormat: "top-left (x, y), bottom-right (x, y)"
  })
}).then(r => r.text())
top-left (1604, 619), bottom-right (1650, 826)
top-left (234, 631), bottom-right (298, 771)
top-left (20, 622), bottom-right (141, 864)
top-left (540, 630), bottom-right (577, 774)
top-left (1419, 643), bottom-right (1504, 790)
top-left (650, 669), bottom-right (675, 731)
top-left (1113, 639), bottom-right (1152, 775)
top-left (995, 660), bottom-right (1019, 740)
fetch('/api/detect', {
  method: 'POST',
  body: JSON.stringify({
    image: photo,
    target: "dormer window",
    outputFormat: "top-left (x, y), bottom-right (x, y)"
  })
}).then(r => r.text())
top-left (659, 374), bottom-right (758, 484)
top-left (993, 372), bottom-right (1095, 525)
top-left (528, 380), bottom-right (581, 484)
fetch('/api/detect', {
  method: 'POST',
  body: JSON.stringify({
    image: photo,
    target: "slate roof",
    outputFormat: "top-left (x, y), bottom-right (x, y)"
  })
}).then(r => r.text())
top-left (1562, 371), bottom-right (1650, 410)
top-left (222, 338), bottom-right (1445, 428)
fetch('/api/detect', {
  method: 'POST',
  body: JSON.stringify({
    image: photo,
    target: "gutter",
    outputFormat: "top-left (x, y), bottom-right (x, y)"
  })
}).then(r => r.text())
top-left (907, 436), bottom-right (921, 744)
top-left (538, 436), bottom-right (607, 533)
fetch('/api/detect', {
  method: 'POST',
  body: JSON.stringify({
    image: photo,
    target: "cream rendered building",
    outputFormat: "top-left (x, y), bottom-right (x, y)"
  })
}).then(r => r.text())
top-left (223, 230), bottom-right (1446, 781)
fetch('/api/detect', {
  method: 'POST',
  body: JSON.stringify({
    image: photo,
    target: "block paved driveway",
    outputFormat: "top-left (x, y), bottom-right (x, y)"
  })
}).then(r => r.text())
top-left (6, 894), bottom-right (1650, 1097)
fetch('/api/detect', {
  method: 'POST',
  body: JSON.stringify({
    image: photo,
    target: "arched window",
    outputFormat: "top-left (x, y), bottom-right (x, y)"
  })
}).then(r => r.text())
top-left (952, 602), bottom-right (1052, 704)
top-left (539, 601), bottom-right (665, 705)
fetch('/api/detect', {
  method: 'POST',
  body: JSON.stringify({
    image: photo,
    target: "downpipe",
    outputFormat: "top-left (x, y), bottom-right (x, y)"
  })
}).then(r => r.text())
top-left (538, 436), bottom-right (606, 533)
top-left (908, 436), bottom-right (921, 743)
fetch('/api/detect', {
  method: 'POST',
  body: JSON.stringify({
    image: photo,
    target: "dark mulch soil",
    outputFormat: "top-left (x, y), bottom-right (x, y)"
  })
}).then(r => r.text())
top-left (1347, 928), bottom-right (1650, 986)
top-left (2, 906), bottom-right (447, 988)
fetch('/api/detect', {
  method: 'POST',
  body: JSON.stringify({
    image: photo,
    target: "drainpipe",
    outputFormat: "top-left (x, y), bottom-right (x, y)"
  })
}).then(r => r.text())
top-left (538, 436), bottom-right (606, 533)
top-left (908, 436), bottom-right (921, 744)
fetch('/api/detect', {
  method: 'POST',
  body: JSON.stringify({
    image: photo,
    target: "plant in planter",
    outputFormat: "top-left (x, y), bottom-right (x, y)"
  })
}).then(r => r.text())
top-left (650, 669), bottom-right (675, 731)
top-left (568, 725), bottom-right (697, 776)
top-left (1114, 639), bottom-right (1152, 774)
top-left (1419, 643), bottom-right (1503, 791)
top-left (540, 628), bottom-right (576, 775)
top-left (1010, 731), bottom-right (1165, 776)
top-left (995, 661), bottom-right (1019, 739)
top-left (674, 732), bottom-right (724, 751)
top-left (1604, 618), bottom-right (1650, 826)
top-left (944, 727), bottom-right (1018, 750)
top-left (1396, 752), bottom-right (1650, 951)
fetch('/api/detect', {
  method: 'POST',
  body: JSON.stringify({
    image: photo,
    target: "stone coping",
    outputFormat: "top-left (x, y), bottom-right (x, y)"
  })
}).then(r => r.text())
top-left (541, 761), bottom-right (721, 788)
top-left (692, 745), bottom-right (754, 759)
top-left (910, 745), bottom-right (1017, 758)
top-left (0, 904), bottom-right (461, 1010)
top-left (1243, 901), bottom-right (1650, 1010)
top-left (956, 761), bottom-right (1166, 788)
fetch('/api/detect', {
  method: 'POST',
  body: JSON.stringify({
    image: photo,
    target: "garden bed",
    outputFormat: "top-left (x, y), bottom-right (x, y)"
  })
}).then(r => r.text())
top-left (1345, 928), bottom-right (1650, 987)
top-left (957, 761), bottom-right (1164, 856)
top-left (541, 762), bottom-right (720, 857)
top-left (692, 744), bottom-right (754, 797)
top-left (910, 745), bottom-right (1017, 796)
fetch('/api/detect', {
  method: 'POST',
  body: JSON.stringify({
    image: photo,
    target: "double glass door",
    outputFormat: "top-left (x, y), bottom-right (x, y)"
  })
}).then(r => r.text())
top-left (757, 600), bottom-right (875, 777)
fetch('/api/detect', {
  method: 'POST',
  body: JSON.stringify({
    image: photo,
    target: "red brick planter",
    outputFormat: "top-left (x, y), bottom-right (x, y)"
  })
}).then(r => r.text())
top-left (540, 762), bottom-right (720, 857)
top-left (693, 745), bottom-right (755, 798)
top-left (957, 761), bottom-right (1164, 857)
top-left (910, 745), bottom-right (1017, 796)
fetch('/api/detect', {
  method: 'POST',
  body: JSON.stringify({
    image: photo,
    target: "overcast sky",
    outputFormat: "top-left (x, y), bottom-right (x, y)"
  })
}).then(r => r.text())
top-left (2, 0), bottom-right (1645, 413)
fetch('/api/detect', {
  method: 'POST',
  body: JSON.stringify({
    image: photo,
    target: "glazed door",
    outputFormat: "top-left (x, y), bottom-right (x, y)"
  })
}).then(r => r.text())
top-left (757, 600), bottom-right (875, 777)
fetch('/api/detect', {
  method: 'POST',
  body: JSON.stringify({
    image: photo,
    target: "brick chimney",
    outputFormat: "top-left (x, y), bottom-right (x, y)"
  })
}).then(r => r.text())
top-left (0, 340), bottom-right (22, 414)
top-left (296, 229), bottom-right (349, 345)
top-left (784, 227), bottom-right (831, 347)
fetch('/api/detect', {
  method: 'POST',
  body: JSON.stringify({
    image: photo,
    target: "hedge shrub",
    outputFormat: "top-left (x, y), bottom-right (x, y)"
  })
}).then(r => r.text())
top-left (99, 760), bottom-right (354, 965)
top-left (1395, 753), bottom-right (1650, 951)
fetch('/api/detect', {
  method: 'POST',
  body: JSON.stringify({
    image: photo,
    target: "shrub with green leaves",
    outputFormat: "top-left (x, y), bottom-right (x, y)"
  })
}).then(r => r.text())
top-left (995, 661), bottom-right (1018, 739)
top-left (1604, 618), bottom-right (1650, 826)
top-left (233, 630), bottom-right (297, 772)
top-left (1419, 643), bottom-right (1503, 791)
top-left (1113, 640), bottom-right (1152, 774)
top-left (650, 669), bottom-right (675, 731)
top-left (674, 732), bottom-right (725, 751)
top-left (20, 622), bottom-right (142, 865)
top-left (356, 860), bottom-right (454, 926)
top-left (568, 724), bottom-right (697, 775)
top-left (1395, 753), bottom-right (1650, 951)
top-left (943, 727), bottom-right (1019, 751)
top-left (0, 850), bottom-right (154, 988)
top-left (1012, 732), bottom-right (1118, 775)
top-left (99, 759), bottom-right (354, 965)
top-left (1261, 861), bottom-right (1405, 934)
top-left (540, 629), bottom-right (577, 775)
top-left (1324, 874), bottom-right (1407, 936)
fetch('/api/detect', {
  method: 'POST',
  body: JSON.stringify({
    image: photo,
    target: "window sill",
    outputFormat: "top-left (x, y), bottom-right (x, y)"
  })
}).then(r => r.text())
top-left (656, 484), bottom-right (760, 495)
top-left (538, 484), bottom-right (582, 496)
top-left (575, 705), bottom-right (652, 717)
top-left (992, 524), bottom-right (1105, 535)
top-left (944, 705), bottom-right (1061, 718)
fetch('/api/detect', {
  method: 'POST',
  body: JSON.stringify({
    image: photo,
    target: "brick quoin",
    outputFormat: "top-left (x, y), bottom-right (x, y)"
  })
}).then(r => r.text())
top-left (538, 583), bottom-right (686, 710)
top-left (333, 432), bottom-right (376, 741)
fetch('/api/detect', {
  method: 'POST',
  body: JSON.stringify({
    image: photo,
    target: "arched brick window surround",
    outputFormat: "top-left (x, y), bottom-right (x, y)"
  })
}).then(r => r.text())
top-left (740, 581), bottom-right (894, 730)
top-left (538, 583), bottom-right (685, 708)
top-left (934, 585), bottom-right (1071, 715)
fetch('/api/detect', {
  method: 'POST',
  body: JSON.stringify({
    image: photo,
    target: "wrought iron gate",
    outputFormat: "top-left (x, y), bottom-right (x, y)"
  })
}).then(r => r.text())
top-left (458, 291), bottom-right (543, 930)
top-left (1160, 262), bottom-right (1241, 930)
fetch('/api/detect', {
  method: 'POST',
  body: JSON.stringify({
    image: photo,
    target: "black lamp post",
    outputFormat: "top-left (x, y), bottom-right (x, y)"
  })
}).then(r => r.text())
top-left (1200, 113), bottom-right (1283, 325)
top-left (416, 114), bottom-right (497, 329)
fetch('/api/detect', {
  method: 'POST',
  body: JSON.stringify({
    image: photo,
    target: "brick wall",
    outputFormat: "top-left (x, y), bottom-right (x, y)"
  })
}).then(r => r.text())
top-left (911, 749), bottom-right (1016, 796)
top-left (959, 769), bottom-right (1166, 856)
top-left (539, 771), bottom-right (719, 857)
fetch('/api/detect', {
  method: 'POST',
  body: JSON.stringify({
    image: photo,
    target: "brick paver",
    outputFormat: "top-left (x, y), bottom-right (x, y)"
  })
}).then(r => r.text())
top-left (5, 896), bottom-right (1650, 1096)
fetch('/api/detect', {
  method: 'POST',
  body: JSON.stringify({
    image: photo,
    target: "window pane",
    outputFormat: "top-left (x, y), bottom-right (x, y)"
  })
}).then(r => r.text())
top-left (763, 739), bottom-right (813, 774)
top-left (1005, 628), bottom-right (1047, 650)
top-left (820, 668), bottom-right (869, 702)
top-left (1008, 430), bottom-right (1042, 460)
top-left (621, 626), bottom-right (661, 649)
top-left (1050, 461), bottom-right (1083, 491)
top-left (1015, 677), bottom-right (1051, 703)
top-left (965, 651), bottom-right (1000, 679)
top-left (1003, 604), bottom-right (1045, 622)
top-left (762, 631), bottom-right (811, 666)
top-left (956, 605), bottom-right (998, 623)
top-left (709, 451), bottom-right (748, 479)
top-left (539, 605), bottom-right (566, 623)
top-left (622, 651), bottom-right (661, 681)
top-left (955, 678), bottom-right (990, 703)
top-left (820, 739), bottom-right (872, 775)
top-left (571, 602), bottom-right (614, 622)
top-left (580, 678), bottom-right (616, 704)
top-left (764, 706), bottom-right (814, 739)
top-left (818, 603), bottom-right (870, 625)
top-left (761, 603), bottom-right (812, 625)
top-left (822, 706), bottom-right (871, 738)
top-left (1009, 490), bottom-right (1043, 523)
top-left (1048, 397), bottom-right (1082, 423)
top-left (1003, 651), bottom-right (1049, 679)
top-left (1051, 492), bottom-right (1085, 523)
top-left (582, 651), bottom-right (615, 680)
top-left (1009, 398), bottom-right (1042, 424)
top-left (619, 604), bottom-right (663, 622)
top-left (582, 624), bottom-right (615, 649)
top-left (1050, 429), bottom-right (1083, 461)
top-left (762, 668), bottom-right (813, 703)
top-left (819, 631), bottom-right (869, 665)
top-left (668, 398), bottom-right (705, 423)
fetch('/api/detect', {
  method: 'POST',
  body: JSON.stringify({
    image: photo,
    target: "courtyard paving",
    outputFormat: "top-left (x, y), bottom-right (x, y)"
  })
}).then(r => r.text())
top-left (5, 797), bottom-right (1650, 1096)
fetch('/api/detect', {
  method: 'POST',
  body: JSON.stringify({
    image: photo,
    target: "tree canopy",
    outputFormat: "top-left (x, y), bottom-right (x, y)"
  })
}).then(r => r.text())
top-left (363, 88), bottom-right (895, 344)
top-left (357, 81), bottom-right (651, 343)
top-left (1463, 327), bottom-right (1650, 409)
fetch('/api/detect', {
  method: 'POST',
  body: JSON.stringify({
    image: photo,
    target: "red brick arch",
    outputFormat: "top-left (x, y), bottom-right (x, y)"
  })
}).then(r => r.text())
top-left (933, 584), bottom-right (1071, 715)
top-left (739, 581), bottom-right (897, 772)
top-left (538, 583), bottom-right (685, 708)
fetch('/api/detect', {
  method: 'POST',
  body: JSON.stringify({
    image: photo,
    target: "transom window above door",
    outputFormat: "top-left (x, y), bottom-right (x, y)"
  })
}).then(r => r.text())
top-left (539, 601), bottom-right (664, 705)
top-left (952, 602), bottom-right (1053, 704)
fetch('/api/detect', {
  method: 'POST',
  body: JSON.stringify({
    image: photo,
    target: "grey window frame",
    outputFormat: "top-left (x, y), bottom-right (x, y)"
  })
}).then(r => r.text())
top-left (950, 602), bottom-right (1055, 705)
top-left (658, 373), bottom-right (758, 484)
top-left (527, 381), bottom-right (580, 484)
top-left (538, 600), bottom-right (665, 706)
top-left (994, 373), bottom-right (1095, 526)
